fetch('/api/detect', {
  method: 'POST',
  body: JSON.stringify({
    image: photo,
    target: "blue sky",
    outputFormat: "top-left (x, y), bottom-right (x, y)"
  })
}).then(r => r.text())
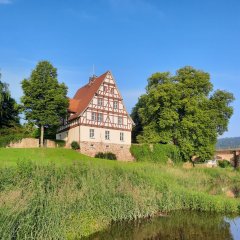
top-left (0, 0), bottom-right (239, 137)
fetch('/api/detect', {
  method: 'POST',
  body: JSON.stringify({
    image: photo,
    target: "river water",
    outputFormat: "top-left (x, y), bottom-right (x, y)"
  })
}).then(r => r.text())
top-left (87, 211), bottom-right (240, 240)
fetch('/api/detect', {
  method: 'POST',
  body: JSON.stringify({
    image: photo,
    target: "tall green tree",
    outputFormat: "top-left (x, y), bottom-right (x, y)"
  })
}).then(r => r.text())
top-left (132, 66), bottom-right (234, 161)
top-left (0, 72), bottom-right (20, 130)
top-left (21, 61), bottom-right (68, 146)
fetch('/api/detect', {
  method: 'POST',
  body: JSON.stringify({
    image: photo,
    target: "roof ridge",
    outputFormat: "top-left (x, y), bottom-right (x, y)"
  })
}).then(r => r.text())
top-left (69, 71), bottom-right (109, 120)
top-left (73, 71), bottom-right (109, 99)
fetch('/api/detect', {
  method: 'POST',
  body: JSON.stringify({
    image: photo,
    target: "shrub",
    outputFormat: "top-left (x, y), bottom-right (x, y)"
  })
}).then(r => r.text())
top-left (95, 152), bottom-right (117, 160)
top-left (0, 124), bottom-right (39, 148)
top-left (130, 144), bottom-right (152, 162)
top-left (105, 152), bottom-right (117, 160)
top-left (130, 144), bottom-right (181, 163)
top-left (218, 160), bottom-right (231, 168)
top-left (71, 141), bottom-right (80, 150)
top-left (95, 152), bottom-right (105, 159)
top-left (0, 134), bottom-right (27, 148)
top-left (55, 140), bottom-right (66, 148)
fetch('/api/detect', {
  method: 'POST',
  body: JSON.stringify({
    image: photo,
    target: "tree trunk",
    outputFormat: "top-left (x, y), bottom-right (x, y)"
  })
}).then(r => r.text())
top-left (233, 151), bottom-right (239, 169)
top-left (40, 125), bottom-right (44, 147)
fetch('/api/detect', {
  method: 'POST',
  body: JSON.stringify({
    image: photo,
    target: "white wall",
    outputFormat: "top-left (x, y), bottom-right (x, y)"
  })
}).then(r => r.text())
top-left (56, 131), bottom-right (68, 141)
top-left (56, 126), bottom-right (80, 143)
top-left (80, 125), bottom-right (131, 145)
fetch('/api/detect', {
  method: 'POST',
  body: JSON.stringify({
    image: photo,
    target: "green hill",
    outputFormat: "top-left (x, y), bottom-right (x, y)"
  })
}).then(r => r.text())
top-left (0, 148), bottom-right (240, 239)
top-left (0, 148), bottom-right (91, 167)
top-left (217, 137), bottom-right (240, 149)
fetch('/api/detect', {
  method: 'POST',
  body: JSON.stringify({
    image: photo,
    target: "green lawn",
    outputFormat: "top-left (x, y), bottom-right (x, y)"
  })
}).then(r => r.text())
top-left (0, 148), bottom-right (240, 239)
top-left (0, 148), bottom-right (93, 167)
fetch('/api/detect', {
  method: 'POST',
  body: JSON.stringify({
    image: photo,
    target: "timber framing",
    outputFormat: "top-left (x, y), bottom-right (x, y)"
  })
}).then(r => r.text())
top-left (56, 70), bottom-right (134, 161)
top-left (57, 71), bottom-right (134, 134)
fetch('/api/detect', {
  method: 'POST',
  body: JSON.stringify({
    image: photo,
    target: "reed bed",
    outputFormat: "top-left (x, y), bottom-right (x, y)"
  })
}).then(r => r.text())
top-left (0, 149), bottom-right (240, 239)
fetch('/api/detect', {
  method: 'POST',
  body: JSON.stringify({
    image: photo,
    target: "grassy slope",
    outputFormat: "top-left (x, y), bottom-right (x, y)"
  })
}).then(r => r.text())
top-left (0, 148), bottom-right (91, 167)
top-left (0, 148), bottom-right (240, 239)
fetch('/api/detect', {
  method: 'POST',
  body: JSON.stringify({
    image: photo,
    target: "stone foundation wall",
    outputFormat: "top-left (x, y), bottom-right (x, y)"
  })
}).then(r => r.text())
top-left (215, 150), bottom-right (240, 162)
top-left (8, 138), bottom-right (57, 148)
top-left (45, 140), bottom-right (56, 148)
top-left (8, 138), bottom-right (39, 148)
top-left (80, 141), bottom-right (134, 161)
top-left (215, 153), bottom-right (233, 161)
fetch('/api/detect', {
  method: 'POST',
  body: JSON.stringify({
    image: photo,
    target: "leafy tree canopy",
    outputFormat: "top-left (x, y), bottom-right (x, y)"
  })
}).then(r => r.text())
top-left (132, 66), bottom-right (234, 161)
top-left (0, 72), bottom-right (20, 130)
top-left (21, 61), bottom-right (68, 144)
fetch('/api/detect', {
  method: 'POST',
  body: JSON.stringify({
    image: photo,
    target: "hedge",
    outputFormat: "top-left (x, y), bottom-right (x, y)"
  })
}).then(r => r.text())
top-left (130, 143), bottom-right (181, 163)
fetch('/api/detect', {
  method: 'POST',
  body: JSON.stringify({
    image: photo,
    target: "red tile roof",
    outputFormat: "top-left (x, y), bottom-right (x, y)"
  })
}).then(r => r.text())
top-left (68, 98), bottom-right (81, 113)
top-left (68, 71), bottom-right (109, 120)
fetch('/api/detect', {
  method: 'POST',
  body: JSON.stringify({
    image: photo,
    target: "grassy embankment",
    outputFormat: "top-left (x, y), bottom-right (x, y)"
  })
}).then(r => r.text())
top-left (0, 148), bottom-right (240, 239)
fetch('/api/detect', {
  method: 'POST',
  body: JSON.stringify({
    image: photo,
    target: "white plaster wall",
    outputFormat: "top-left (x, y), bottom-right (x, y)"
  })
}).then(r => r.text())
top-left (56, 131), bottom-right (68, 141)
top-left (92, 97), bottom-right (97, 105)
top-left (68, 126), bottom-right (80, 143)
top-left (56, 126), bottom-right (80, 144)
top-left (80, 126), bottom-right (131, 145)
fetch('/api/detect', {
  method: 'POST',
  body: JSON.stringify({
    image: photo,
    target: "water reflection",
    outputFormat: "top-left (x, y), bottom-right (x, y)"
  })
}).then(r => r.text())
top-left (86, 211), bottom-right (240, 240)
top-left (225, 217), bottom-right (240, 240)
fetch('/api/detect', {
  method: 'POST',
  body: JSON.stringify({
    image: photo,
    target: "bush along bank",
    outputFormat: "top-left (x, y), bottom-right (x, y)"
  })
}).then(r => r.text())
top-left (1, 159), bottom-right (240, 239)
top-left (130, 143), bottom-right (182, 164)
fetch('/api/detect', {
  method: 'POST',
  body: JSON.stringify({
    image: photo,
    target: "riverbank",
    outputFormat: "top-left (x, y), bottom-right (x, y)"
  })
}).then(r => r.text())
top-left (85, 211), bottom-right (240, 240)
top-left (0, 148), bottom-right (240, 239)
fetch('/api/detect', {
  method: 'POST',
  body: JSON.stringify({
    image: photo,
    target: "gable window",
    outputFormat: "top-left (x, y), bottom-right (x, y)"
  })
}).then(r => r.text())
top-left (105, 130), bottom-right (110, 140)
top-left (120, 132), bottom-right (124, 141)
top-left (110, 88), bottom-right (114, 94)
top-left (89, 129), bottom-right (95, 138)
top-left (103, 86), bottom-right (107, 92)
top-left (98, 113), bottom-right (103, 122)
top-left (98, 98), bottom-right (103, 106)
top-left (113, 101), bottom-right (118, 109)
top-left (91, 112), bottom-right (97, 121)
top-left (118, 116), bottom-right (123, 125)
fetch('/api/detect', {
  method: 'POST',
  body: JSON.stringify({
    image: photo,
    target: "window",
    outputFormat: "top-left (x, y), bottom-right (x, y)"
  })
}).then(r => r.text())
top-left (110, 88), bottom-right (114, 94)
top-left (103, 86), bottom-right (107, 92)
top-left (105, 130), bottom-right (110, 140)
top-left (118, 116), bottom-right (123, 125)
top-left (91, 112), bottom-right (97, 121)
top-left (98, 98), bottom-right (103, 106)
top-left (113, 101), bottom-right (118, 109)
top-left (89, 129), bottom-right (94, 138)
top-left (120, 132), bottom-right (124, 141)
top-left (98, 113), bottom-right (103, 122)
top-left (63, 117), bottom-right (67, 125)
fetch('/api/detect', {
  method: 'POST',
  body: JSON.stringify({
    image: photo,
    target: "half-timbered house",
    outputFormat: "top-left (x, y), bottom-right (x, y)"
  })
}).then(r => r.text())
top-left (56, 71), bottom-right (134, 160)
